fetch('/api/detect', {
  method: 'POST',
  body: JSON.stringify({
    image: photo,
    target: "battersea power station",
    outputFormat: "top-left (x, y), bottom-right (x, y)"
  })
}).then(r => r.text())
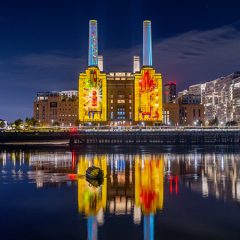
top-left (79, 20), bottom-right (162, 125)
top-left (78, 20), bottom-right (162, 124)
top-left (34, 20), bottom-right (163, 126)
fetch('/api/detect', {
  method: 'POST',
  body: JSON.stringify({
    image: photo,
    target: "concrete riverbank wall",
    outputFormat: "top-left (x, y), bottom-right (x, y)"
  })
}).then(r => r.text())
top-left (1, 129), bottom-right (240, 145)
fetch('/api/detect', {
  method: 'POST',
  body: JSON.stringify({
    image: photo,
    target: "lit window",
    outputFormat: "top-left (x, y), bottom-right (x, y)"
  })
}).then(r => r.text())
top-left (117, 100), bottom-right (125, 103)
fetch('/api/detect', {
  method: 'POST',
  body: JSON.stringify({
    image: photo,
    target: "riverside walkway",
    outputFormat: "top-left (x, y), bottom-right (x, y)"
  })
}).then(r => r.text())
top-left (0, 127), bottom-right (240, 145)
top-left (69, 127), bottom-right (240, 145)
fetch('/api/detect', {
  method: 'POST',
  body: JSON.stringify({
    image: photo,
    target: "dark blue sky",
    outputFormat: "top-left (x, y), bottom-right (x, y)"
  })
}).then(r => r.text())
top-left (0, 0), bottom-right (240, 122)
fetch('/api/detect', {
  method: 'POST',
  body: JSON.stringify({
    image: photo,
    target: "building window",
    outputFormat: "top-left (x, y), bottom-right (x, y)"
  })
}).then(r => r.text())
top-left (117, 111), bottom-right (125, 116)
top-left (117, 100), bottom-right (125, 103)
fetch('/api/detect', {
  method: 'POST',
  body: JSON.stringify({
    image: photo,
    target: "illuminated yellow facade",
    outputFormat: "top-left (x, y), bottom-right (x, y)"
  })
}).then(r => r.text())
top-left (135, 154), bottom-right (164, 214)
top-left (134, 67), bottom-right (162, 122)
top-left (79, 66), bottom-right (107, 122)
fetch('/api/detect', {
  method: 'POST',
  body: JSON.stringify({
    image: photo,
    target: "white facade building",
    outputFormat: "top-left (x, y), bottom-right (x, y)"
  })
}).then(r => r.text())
top-left (98, 55), bottom-right (103, 71)
top-left (60, 90), bottom-right (78, 98)
top-left (133, 56), bottom-right (140, 73)
top-left (183, 72), bottom-right (240, 124)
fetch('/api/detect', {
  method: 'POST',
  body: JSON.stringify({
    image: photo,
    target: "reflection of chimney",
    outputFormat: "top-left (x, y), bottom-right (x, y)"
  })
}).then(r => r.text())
top-left (88, 20), bottom-right (98, 66)
top-left (98, 55), bottom-right (103, 71)
top-left (133, 56), bottom-right (140, 73)
top-left (133, 205), bottom-right (141, 224)
top-left (143, 20), bottom-right (152, 67)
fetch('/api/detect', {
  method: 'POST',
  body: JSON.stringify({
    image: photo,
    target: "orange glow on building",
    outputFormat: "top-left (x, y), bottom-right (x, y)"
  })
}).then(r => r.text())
top-left (134, 67), bottom-right (163, 123)
top-left (79, 66), bottom-right (107, 122)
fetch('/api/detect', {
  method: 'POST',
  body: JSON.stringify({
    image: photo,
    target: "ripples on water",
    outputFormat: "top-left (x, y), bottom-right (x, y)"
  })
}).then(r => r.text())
top-left (0, 146), bottom-right (240, 240)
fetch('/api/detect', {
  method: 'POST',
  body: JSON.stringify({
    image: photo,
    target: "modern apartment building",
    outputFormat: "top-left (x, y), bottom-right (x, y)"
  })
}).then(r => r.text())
top-left (184, 72), bottom-right (240, 124)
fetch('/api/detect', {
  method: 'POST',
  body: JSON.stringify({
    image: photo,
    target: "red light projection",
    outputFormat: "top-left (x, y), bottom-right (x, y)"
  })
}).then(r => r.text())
top-left (135, 67), bottom-right (162, 121)
top-left (140, 70), bottom-right (155, 92)
top-left (92, 90), bottom-right (98, 107)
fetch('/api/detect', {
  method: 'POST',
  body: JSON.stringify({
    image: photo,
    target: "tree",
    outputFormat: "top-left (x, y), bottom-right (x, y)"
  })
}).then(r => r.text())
top-left (0, 121), bottom-right (5, 129)
top-left (25, 117), bottom-right (38, 127)
top-left (14, 118), bottom-right (23, 129)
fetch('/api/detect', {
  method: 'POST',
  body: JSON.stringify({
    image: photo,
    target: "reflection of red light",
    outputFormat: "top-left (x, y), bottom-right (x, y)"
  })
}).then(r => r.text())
top-left (140, 189), bottom-right (156, 211)
top-left (168, 176), bottom-right (179, 195)
top-left (170, 180), bottom-right (173, 193)
top-left (72, 150), bottom-right (76, 170)
top-left (68, 174), bottom-right (77, 180)
top-left (165, 91), bottom-right (169, 95)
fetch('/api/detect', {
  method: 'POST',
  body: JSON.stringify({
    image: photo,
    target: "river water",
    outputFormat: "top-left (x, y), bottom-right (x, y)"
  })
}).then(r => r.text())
top-left (0, 146), bottom-right (239, 240)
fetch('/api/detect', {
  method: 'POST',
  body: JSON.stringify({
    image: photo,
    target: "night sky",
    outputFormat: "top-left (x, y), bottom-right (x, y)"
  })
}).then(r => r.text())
top-left (0, 0), bottom-right (240, 122)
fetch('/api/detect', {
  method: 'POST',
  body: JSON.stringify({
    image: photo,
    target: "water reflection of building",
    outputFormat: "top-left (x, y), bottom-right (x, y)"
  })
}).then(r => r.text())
top-left (107, 154), bottom-right (134, 215)
top-left (0, 151), bottom-right (76, 188)
top-left (1, 150), bottom-right (240, 203)
top-left (76, 153), bottom-right (164, 240)
top-left (164, 153), bottom-right (240, 202)
top-left (77, 155), bottom-right (107, 240)
top-left (1, 150), bottom-right (240, 239)
top-left (135, 155), bottom-right (164, 240)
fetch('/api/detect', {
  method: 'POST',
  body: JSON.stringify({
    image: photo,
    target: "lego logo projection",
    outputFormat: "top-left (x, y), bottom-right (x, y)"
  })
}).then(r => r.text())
top-left (134, 67), bottom-right (163, 122)
top-left (79, 67), bottom-right (107, 121)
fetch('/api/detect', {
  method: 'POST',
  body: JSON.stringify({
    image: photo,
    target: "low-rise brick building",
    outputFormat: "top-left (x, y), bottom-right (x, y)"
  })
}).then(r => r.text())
top-left (163, 94), bottom-right (204, 126)
top-left (33, 91), bottom-right (78, 127)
